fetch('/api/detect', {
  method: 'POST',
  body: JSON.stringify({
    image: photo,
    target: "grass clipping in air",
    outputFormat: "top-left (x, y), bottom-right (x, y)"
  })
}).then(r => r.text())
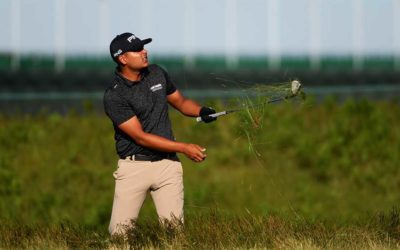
top-left (235, 80), bottom-right (306, 157)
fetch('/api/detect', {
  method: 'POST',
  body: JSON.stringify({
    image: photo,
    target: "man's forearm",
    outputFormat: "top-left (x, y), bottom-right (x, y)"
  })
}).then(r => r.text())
top-left (118, 115), bottom-right (206, 161)
top-left (179, 98), bottom-right (202, 117)
top-left (135, 131), bottom-right (186, 153)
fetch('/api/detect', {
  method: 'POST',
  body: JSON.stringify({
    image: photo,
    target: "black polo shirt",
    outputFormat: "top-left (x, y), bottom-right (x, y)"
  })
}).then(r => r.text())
top-left (103, 64), bottom-right (179, 160)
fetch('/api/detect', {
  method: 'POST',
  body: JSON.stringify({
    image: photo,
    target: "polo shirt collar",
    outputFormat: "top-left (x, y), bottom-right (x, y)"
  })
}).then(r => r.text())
top-left (114, 67), bottom-right (150, 87)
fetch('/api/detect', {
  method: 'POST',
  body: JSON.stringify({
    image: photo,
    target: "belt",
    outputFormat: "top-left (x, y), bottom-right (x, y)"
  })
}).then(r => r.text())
top-left (125, 153), bottom-right (178, 162)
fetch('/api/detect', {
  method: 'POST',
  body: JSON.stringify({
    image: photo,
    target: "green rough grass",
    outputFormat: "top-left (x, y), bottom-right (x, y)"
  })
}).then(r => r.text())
top-left (1, 210), bottom-right (400, 249)
top-left (0, 98), bottom-right (400, 248)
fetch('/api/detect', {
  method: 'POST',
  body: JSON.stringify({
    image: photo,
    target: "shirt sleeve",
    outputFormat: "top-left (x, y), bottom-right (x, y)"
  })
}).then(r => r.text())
top-left (103, 90), bottom-right (136, 125)
top-left (160, 67), bottom-right (177, 95)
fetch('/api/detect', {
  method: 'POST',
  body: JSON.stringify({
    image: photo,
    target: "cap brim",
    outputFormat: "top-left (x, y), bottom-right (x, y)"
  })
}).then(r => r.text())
top-left (126, 38), bottom-right (153, 52)
top-left (142, 38), bottom-right (152, 45)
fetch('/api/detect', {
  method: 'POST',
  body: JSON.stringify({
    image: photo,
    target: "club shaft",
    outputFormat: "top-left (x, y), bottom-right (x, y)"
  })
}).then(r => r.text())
top-left (195, 94), bottom-right (296, 122)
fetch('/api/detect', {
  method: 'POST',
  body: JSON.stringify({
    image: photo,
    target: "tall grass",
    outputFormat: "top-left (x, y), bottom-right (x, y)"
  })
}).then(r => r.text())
top-left (1, 210), bottom-right (400, 249)
top-left (0, 98), bottom-right (399, 248)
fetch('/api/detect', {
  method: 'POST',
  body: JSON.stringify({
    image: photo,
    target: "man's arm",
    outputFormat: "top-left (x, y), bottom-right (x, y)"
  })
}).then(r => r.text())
top-left (118, 116), bottom-right (206, 162)
top-left (167, 90), bottom-right (217, 123)
top-left (167, 90), bottom-right (201, 117)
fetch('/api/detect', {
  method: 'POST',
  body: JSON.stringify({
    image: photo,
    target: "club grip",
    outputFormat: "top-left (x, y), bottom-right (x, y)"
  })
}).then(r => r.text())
top-left (196, 111), bottom-right (227, 122)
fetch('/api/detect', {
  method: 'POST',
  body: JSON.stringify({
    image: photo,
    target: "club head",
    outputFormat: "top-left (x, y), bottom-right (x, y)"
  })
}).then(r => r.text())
top-left (291, 80), bottom-right (301, 95)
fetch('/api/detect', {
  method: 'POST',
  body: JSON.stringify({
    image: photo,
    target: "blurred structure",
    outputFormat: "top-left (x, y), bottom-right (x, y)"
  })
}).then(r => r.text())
top-left (0, 0), bottom-right (399, 110)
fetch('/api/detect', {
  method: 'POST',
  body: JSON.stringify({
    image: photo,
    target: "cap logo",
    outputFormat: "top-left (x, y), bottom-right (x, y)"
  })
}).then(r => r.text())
top-left (127, 35), bottom-right (136, 43)
top-left (113, 49), bottom-right (122, 57)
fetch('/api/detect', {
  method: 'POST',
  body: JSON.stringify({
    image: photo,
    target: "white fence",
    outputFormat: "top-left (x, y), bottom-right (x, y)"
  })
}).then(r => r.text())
top-left (2, 0), bottom-right (398, 71)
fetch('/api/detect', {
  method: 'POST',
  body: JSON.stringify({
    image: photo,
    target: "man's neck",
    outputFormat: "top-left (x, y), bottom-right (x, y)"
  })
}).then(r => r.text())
top-left (120, 68), bottom-right (141, 82)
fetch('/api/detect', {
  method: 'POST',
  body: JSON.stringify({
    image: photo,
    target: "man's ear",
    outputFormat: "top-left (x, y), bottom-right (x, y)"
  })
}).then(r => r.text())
top-left (118, 54), bottom-right (127, 65)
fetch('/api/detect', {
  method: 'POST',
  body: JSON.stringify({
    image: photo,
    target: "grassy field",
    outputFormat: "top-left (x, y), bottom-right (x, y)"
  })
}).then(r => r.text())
top-left (1, 97), bottom-right (400, 249)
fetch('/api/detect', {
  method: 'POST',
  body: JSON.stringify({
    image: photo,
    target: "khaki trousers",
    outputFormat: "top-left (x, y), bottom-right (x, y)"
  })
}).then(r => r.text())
top-left (108, 158), bottom-right (184, 235)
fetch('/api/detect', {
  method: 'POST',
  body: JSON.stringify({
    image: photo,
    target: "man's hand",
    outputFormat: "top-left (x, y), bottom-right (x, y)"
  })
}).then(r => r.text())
top-left (182, 144), bottom-right (207, 162)
top-left (200, 107), bottom-right (217, 123)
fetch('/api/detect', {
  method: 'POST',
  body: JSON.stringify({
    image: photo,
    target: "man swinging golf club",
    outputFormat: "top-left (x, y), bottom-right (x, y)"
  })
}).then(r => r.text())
top-left (103, 32), bottom-right (217, 235)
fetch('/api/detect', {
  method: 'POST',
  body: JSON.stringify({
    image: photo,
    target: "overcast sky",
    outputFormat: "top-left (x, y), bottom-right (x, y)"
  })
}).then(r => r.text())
top-left (0, 0), bottom-right (398, 57)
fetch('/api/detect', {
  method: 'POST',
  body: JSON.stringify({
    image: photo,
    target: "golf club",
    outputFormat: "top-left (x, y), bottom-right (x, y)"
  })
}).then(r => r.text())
top-left (196, 80), bottom-right (302, 122)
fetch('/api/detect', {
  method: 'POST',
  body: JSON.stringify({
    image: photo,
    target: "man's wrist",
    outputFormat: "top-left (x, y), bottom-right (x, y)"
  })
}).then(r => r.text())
top-left (175, 142), bottom-right (187, 154)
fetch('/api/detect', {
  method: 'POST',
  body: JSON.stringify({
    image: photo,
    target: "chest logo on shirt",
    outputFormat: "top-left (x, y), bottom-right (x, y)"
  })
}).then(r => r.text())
top-left (150, 84), bottom-right (163, 92)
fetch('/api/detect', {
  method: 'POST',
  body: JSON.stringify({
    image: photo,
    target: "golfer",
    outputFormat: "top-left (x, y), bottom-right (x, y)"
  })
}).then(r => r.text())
top-left (104, 32), bottom-right (216, 235)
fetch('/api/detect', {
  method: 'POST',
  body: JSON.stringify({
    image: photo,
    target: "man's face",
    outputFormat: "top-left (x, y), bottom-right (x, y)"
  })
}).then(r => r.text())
top-left (118, 49), bottom-right (149, 70)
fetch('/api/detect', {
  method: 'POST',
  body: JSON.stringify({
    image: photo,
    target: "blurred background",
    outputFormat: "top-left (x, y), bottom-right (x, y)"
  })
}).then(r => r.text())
top-left (0, 0), bottom-right (399, 112)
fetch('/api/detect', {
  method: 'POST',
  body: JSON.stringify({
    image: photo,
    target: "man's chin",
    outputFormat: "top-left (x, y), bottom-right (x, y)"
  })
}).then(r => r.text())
top-left (138, 63), bottom-right (149, 69)
top-left (138, 62), bottom-right (148, 69)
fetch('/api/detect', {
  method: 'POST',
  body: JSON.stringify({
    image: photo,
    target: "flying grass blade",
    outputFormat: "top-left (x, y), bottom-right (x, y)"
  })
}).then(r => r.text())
top-left (195, 80), bottom-right (303, 122)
